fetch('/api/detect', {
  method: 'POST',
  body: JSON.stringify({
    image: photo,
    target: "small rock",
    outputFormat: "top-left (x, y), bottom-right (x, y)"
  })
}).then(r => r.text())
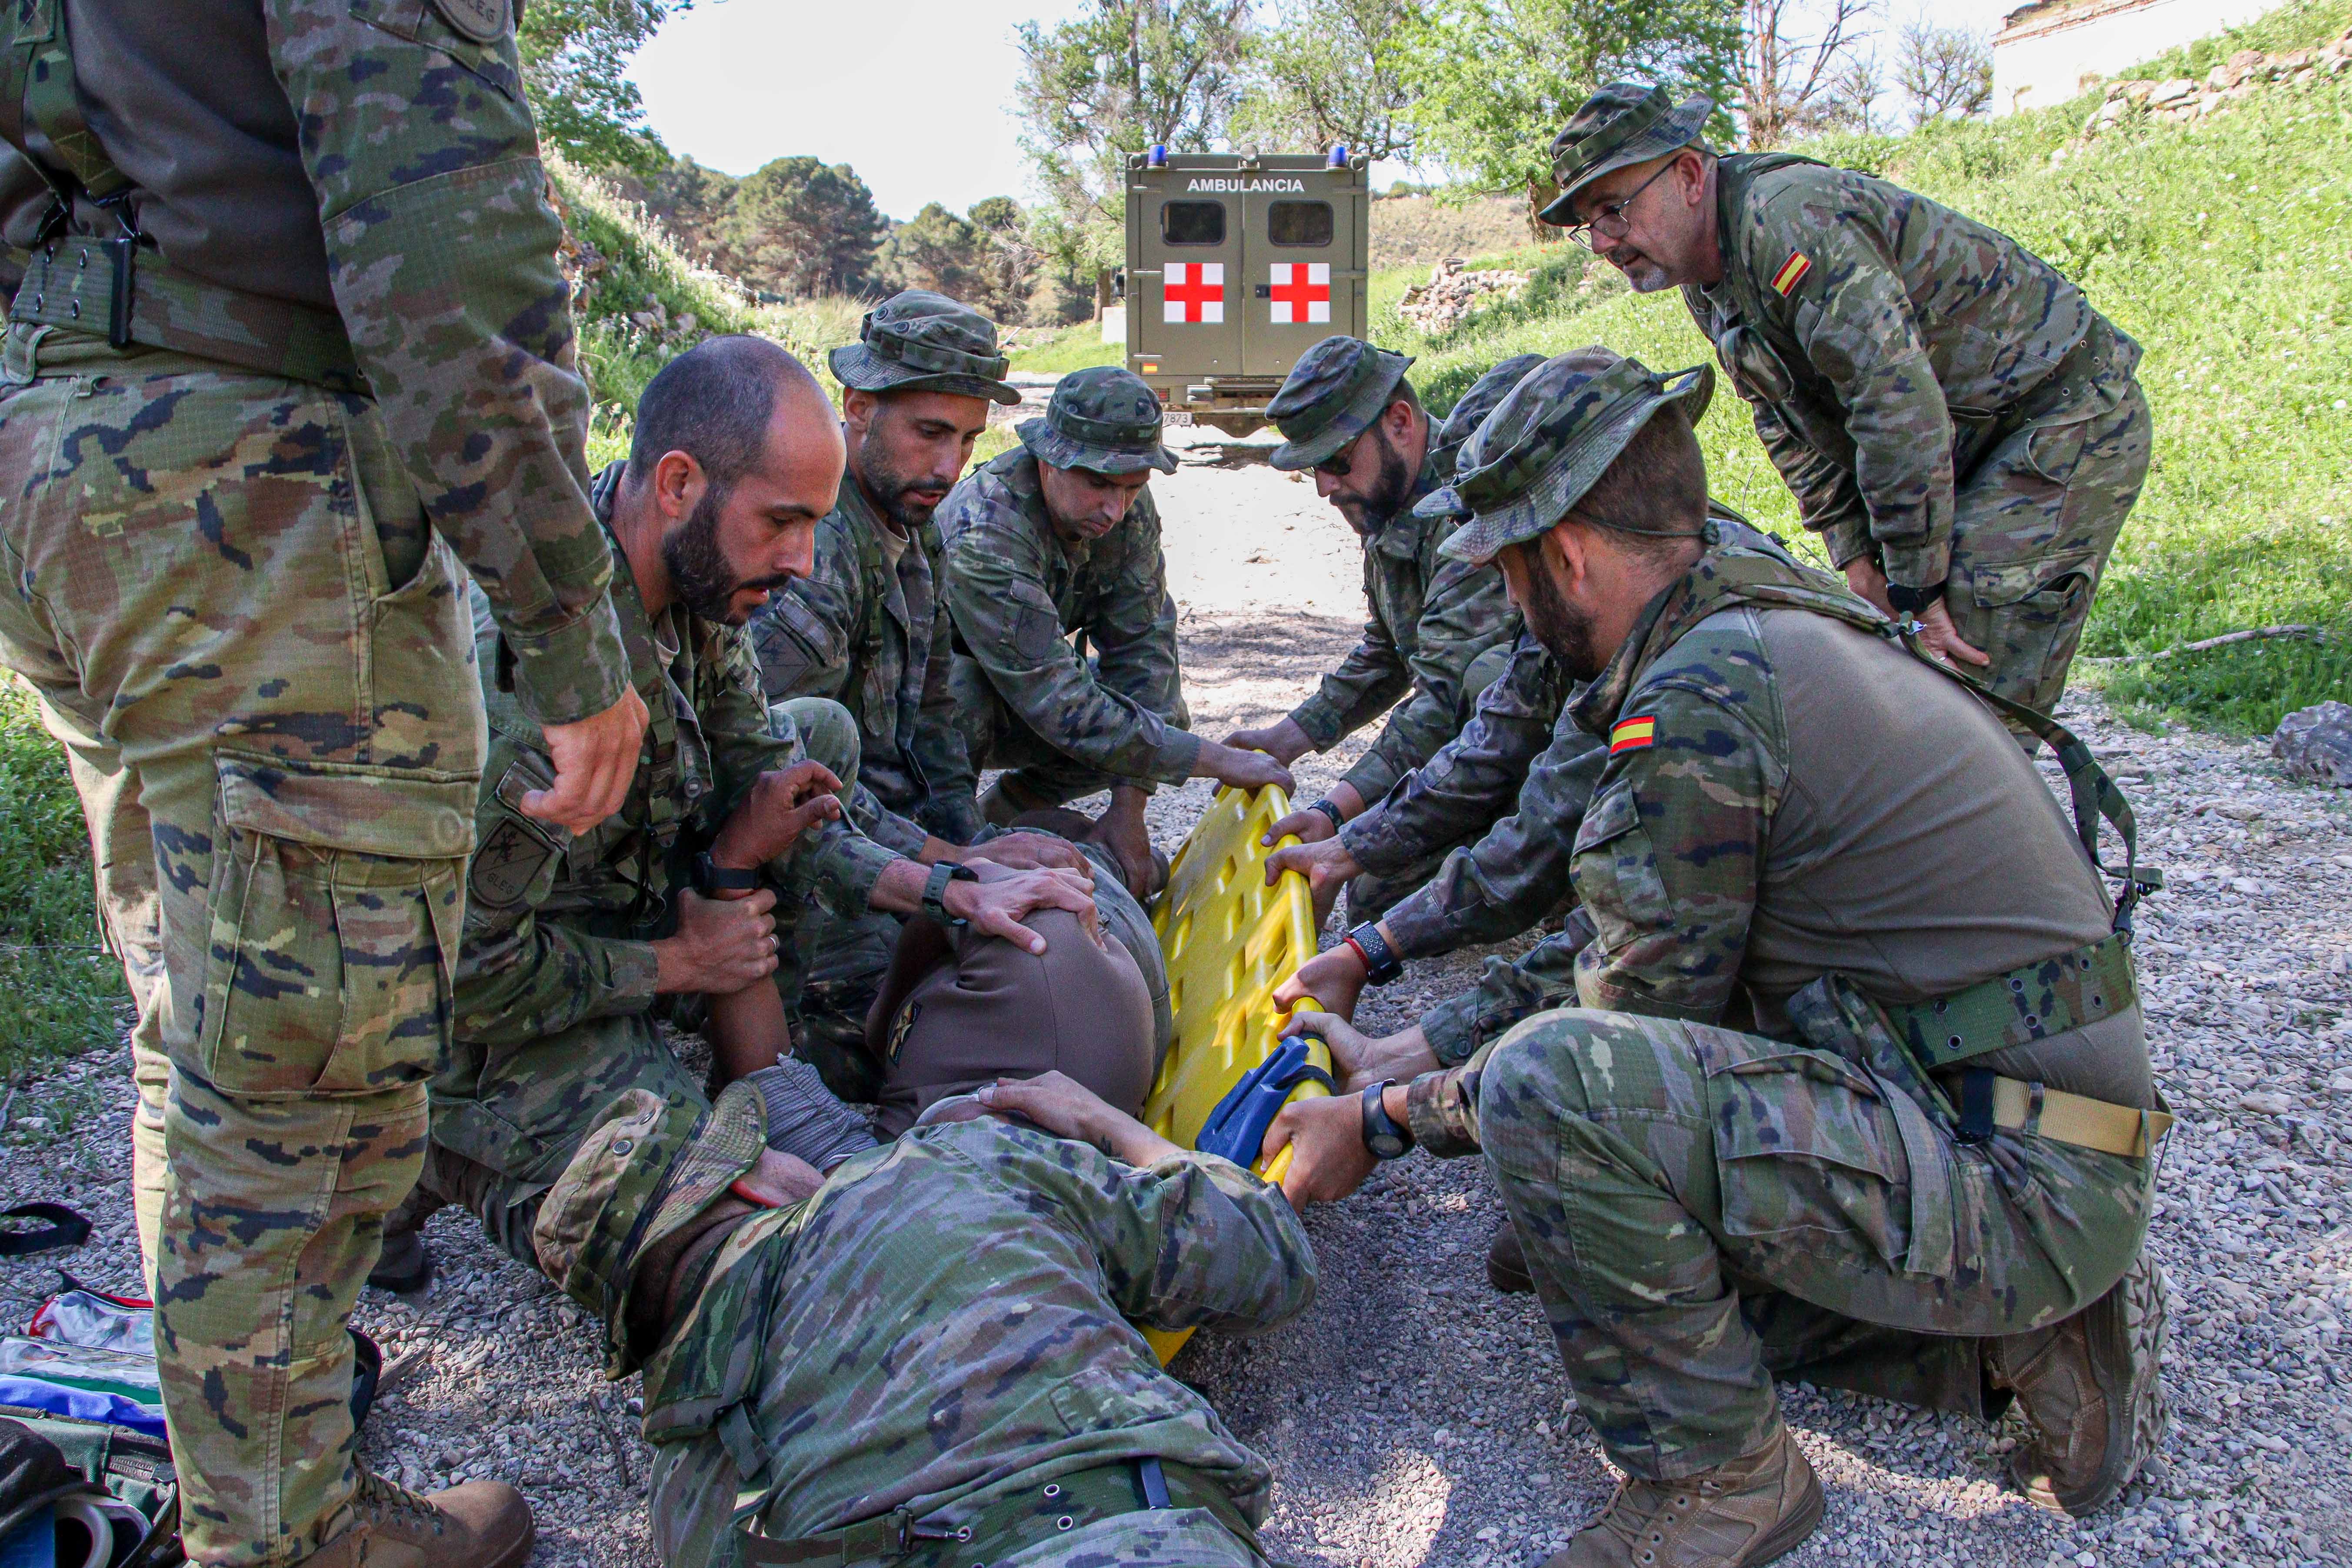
top-left (2240, 1090), bottom-right (2295, 1116)
top-left (2272, 701), bottom-right (2352, 787)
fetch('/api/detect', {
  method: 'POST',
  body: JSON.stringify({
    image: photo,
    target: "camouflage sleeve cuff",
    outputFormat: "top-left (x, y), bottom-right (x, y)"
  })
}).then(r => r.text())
top-left (1338, 748), bottom-right (1403, 809)
top-left (787, 819), bottom-right (901, 919)
top-left (861, 791), bottom-right (933, 860)
top-left (1405, 1067), bottom-right (1482, 1159)
top-left (1879, 538), bottom-right (1955, 596)
top-left (1288, 693), bottom-right (1349, 750)
top-left (503, 588), bottom-right (633, 728)
top-left (1375, 881), bottom-right (1450, 961)
top-left (607, 939), bottom-right (662, 1012)
top-left (1817, 515), bottom-right (1876, 571)
top-left (1152, 726), bottom-right (1206, 785)
top-left (1418, 987), bottom-right (1485, 1066)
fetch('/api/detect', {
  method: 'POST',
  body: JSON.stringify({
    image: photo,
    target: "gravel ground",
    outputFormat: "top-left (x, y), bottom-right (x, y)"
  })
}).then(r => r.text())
top-left (4, 454), bottom-right (2349, 1568)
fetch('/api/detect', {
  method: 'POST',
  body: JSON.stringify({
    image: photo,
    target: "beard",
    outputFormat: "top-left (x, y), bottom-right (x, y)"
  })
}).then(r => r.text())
top-left (1337, 427), bottom-right (1416, 534)
top-left (663, 486), bottom-right (793, 625)
top-left (1520, 557), bottom-right (1606, 680)
top-left (1603, 241), bottom-right (1675, 294)
top-left (858, 444), bottom-right (948, 532)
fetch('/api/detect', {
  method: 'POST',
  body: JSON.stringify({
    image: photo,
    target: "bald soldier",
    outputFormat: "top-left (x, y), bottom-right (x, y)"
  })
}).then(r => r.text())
top-left (1545, 83), bottom-right (2151, 729)
top-left (934, 367), bottom-right (1293, 896)
top-left (1222, 338), bottom-right (1520, 922)
top-left (1271, 350), bottom-right (2166, 1567)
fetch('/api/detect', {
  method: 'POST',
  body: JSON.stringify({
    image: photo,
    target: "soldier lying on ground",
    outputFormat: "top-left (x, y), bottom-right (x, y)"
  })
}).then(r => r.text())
top-left (381, 336), bottom-right (1097, 1289)
top-left (747, 291), bottom-right (1093, 1098)
top-left (1219, 339), bottom-right (1522, 900)
top-left (1547, 82), bottom-right (2151, 733)
top-left (1268, 348), bottom-right (2168, 1568)
top-left (934, 367), bottom-right (1295, 898)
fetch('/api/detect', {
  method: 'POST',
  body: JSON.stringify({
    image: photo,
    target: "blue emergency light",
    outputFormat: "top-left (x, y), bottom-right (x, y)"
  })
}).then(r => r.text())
top-left (1147, 144), bottom-right (1168, 167)
top-left (1329, 144), bottom-right (1348, 166)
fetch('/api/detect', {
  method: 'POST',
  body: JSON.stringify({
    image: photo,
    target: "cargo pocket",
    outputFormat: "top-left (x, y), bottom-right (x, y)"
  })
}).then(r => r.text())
top-left (1708, 1050), bottom-right (1918, 1273)
top-left (194, 750), bottom-right (476, 1099)
top-left (1568, 785), bottom-right (1672, 956)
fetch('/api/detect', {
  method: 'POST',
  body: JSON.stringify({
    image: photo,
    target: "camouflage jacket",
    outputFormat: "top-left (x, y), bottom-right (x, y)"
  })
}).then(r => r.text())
top-left (450, 466), bottom-right (897, 1049)
top-left (0, 1), bottom-right (629, 728)
top-left (1686, 155), bottom-right (2127, 587)
top-left (936, 449), bottom-right (1198, 793)
top-left (641, 1119), bottom-right (1316, 1568)
top-left (750, 473), bottom-right (979, 849)
top-left (1288, 453), bottom-right (1522, 802)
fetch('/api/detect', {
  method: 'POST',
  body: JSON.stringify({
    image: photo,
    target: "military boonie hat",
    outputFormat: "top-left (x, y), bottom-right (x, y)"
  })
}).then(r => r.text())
top-left (1265, 335), bottom-right (1415, 472)
top-left (1431, 347), bottom-right (1715, 566)
top-left (1019, 366), bottom-right (1177, 475)
top-left (1538, 81), bottom-right (1716, 228)
top-left (828, 289), bottom-right (1022, 406)
top-left (1423, 353), bottom-right (1547, 513)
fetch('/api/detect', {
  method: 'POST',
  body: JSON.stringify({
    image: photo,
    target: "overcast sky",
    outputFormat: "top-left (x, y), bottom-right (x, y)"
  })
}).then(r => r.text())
top-left (626, 0), bottom-right (2012, 222)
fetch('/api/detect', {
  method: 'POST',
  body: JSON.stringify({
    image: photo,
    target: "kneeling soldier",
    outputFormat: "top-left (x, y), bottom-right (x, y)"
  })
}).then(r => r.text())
top-left (1273, 350), bottom-right (2168, 1567)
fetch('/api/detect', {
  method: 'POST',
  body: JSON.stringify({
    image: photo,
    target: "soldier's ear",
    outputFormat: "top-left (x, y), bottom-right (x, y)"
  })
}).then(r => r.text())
top-left (652, 448), bottom-right (708, 521)
top-left (841, 386), bottom-right (881, 440)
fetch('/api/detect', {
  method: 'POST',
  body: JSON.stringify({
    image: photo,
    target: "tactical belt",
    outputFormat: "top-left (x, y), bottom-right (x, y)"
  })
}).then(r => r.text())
top-left (1947, 1070), bottom-right (2172, 1159)
top-left (2004, 311), bottom-right (2135, 434)
top-left (1885, 930), bottom-right (2138, 1072)
top-left (11, 235), bottom-right (366, 393)
top-left (737, 1458), bottom-right (1251, 1568)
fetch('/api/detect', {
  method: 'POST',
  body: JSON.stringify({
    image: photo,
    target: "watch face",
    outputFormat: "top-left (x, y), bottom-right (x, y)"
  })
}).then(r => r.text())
top-left (1368, 1129), bottom-right (1407, 1160)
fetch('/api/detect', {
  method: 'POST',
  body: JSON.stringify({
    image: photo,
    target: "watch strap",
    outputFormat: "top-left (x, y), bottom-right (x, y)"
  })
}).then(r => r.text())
top-left (695, 852), bottom-right (761, 896)
top-left (1344, 920), bottom-right (1403, 985)
top-left (922, 861), bottom-right (977, 925)
top-left (1884, 579), bottom-right (1947, 615)
top-left (1361, 1079), bottom-right (1411, 1159)
top-left (1307, 798), bottom-right (1346, 830)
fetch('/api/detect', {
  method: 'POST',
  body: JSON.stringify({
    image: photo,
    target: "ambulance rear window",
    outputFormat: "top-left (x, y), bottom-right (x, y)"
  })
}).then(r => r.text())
top-left (1162, 202), bottom-right (1226, 246)
top-left (1268, 200), bottom-right (1333, 247)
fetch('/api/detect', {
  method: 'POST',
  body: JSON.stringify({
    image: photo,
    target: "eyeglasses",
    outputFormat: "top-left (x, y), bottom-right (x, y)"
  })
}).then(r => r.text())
top-left (1313, 432), bottom-right (1366, 479)
top-left (1567, 161), bottom-right (1675, 251)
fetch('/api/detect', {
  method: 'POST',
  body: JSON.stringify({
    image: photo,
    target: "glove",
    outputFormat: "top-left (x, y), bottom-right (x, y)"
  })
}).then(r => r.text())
top-left (745, 1059), bottom-right (881, 1173)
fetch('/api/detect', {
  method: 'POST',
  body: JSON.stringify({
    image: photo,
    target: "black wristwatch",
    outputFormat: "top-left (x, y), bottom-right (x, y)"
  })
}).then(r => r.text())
top-left (693, 852), bottom-right (760, 898)
top-left (1307, 797), bottom-right (1346, 831)
top-left (1883, 579), bottom-right (1947, 616)
top-left (1344, 919), bottom-right (1403, 985)
top-left (1362, 1079), bottom-right (1413, 1160)
top-left (922, 861), bottom-right (977, 925)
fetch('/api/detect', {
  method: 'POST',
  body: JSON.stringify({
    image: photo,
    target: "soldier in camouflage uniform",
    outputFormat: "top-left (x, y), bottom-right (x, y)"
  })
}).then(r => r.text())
top-left (1270, 350), bottom-right (2169, 1567)
top-left (0, 7), bottom-right (656, 1566)
top-left (935, 367), bottom-right (1293, 896)
top-left (1222, 339), bottom-right (1519, 919)
top-left (750, 292), bottom-right (1092, 1095)
top-left (1545, 83), bottom-right (2152, 731)
top-left (426, 338), bottom-right (1101, 1264)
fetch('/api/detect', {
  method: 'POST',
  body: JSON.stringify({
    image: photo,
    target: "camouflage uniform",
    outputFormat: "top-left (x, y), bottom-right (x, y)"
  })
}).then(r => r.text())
top-left (640, 1120), bottom-right (1313, 1568)
top-left (936, 370), bottom-right (1195, 816)
top-left (1552, 83), bottom-right (2153, 719)
top-left (440, 460), bottom-right (899, 1201)
top-left (1262, 339), bottom-right (1520, 833)
top-left (751, 294), bottom-right (1016, 1084)
top-left (1401, 351), bottom-right (2161, 1481)
top-left (0, 7), bottom-right (629, 1565)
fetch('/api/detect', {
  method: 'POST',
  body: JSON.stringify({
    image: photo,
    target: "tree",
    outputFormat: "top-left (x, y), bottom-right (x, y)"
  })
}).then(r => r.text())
top-left (1896, 19), bottom-right (1992, 125)
top-left (1235, 0), bottom-right (1419, 161)
top-left (1815, 48), bottom-right (1887, 134)
top-left (1393, 0), bottom-right (1742, 200)
top-left (1013, 0), bottom-right (1257, 263)
top-left (881, 198), bottom-right (1053, 325)
top-left (520, 0), bottom-right (686, 173)
top-left (718, 158), bottom-right (890, 299)
top-left (1741, 0), bottom-right (1872, 148)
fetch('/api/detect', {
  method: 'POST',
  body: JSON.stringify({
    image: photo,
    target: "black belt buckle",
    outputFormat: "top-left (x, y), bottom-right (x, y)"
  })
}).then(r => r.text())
top-left (104, 233), bottom-right (135, 349)
top-left (1954, 1067), bottom-right (1997, 1145)
top-left (1134, 1457), bottom-right (1170, 1511)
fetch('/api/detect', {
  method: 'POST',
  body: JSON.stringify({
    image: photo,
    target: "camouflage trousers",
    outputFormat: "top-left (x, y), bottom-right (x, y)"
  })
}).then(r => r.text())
top-left (1946, 376), bottom-right (2151, 726)
top-left (950, 655), bottom-right (1192, 816)
top-left (1477, 1008), bottom-right (2152, 1479)
top-left (0, 326), bottom-right (481, 1567)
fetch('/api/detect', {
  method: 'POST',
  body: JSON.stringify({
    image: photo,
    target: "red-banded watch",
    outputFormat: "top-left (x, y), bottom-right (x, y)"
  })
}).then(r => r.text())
top-left (1344, 919), bottom-right (1403, 985)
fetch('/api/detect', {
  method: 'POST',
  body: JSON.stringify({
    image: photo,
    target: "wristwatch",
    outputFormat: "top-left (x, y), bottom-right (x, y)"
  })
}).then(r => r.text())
top-left (1307, 797), bottom-right (1346, 831)
top-left (693, 852), bottom-right (761, 898)
top-left (1343, 919), bottom-right (1403, 985)
top-left (1883, 579), bottom-right (1947, 616)
top-left (922, 861), bottom-right (978, 925)
top-left (1361, 1079), bottom-right (1413, 1160)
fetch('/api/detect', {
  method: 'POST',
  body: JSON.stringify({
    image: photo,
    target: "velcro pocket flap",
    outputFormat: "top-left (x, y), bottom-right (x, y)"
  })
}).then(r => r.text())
top-left (217, 750), bottom-right (476, 860)
top-left (1967, 547), bottom-right (2100, 609)
top-left (1569, 785), bottom-right (1672, 950)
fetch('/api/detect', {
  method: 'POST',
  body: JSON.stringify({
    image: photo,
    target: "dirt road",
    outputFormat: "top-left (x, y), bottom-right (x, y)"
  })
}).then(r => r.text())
top-left (3, 452), bottom-right (2348, 1568)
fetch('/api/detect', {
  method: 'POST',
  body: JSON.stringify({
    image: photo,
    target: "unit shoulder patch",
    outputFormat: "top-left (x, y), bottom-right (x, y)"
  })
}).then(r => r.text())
top-left (1609, 714), bottom-right (1658, 755)
top-left (1769, 251), bottom-right (1812, 297)
top-left (429, 0), bottom-right (509, 42)
top-left (470, 816), bottom-right (558, 909)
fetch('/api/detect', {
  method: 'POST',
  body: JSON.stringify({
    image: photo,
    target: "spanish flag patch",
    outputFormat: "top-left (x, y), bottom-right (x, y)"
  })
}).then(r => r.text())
top-left (1770, 251), bottom-right (1812, 296)
top-left (1609, 715), bottom-right (1658, 755)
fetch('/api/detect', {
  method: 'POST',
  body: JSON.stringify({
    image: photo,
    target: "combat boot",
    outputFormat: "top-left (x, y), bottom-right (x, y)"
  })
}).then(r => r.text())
top-left (367, 1187), bottom-right (446, 1295)
top-left (1487, 1221), bottom-right (1534, 1294)
top-left (300, 1467), bottom-right (534, 1568)
top-left (1990, 1249), bottom-right (2168, 1516)
top-left (1543, 1422), bottom-right (1822, 1568)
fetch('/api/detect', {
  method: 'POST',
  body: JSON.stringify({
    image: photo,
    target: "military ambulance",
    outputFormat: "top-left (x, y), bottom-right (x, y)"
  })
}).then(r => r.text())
top-left (1123, 147), bottom-right (1371, 436)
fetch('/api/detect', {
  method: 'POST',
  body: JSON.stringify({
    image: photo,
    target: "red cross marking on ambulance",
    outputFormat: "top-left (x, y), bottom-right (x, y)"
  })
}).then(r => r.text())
top-left (1268, 262), bottom-right (1329, 324)
top-left (1163, 262), bottom-right (1224, 323)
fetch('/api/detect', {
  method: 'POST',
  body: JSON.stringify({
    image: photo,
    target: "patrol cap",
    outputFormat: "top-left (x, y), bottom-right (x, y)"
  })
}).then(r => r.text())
top-left (1433, 347), bottom-right (1715, 566)
top-left (1422, 353), bottom-right (1548, 515)
top-left (827, 289), bottom-right (1022, 406)
top-left (1265, 335), bottom-right (1415, 472)
top-left (1539, 81), bottom-right (1717, 227)
top-left (1018, 366), bottom-right (1178, 475)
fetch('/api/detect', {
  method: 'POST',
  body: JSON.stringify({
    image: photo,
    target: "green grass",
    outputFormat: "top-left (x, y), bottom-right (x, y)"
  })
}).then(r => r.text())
top-left (0, 684), bottom-right (132, 1079)
top-left (1371, 43), bottom-right (2352, 733)
top-left (1008, 323), bottom-right (1123, 375)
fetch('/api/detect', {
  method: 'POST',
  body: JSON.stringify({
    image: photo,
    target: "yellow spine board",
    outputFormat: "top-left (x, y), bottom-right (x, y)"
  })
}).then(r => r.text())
top-left (1139, 784), bottom-right (1329, 1365)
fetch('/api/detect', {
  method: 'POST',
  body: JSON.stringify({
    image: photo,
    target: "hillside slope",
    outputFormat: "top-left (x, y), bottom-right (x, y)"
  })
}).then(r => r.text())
top-left (1379, 1), bottom-right (2352, 732)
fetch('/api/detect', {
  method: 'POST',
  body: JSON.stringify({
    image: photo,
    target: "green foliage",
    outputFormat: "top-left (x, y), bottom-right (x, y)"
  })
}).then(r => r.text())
top-left (1373, 69), bottom-right (2352, 730)
top-left (1392, 0), bottom-right (1742, 194)
top-left (0, 683), bottom-right (130, 1079)
top-left (1231, 0), bottom-right (1418, 160)
top-left (1009, 325), bottom-right (1125, 374)
top-left (519, 0), bottom-right (680, 173)
top-left (2109, 0), bottom-right (2352, 82)
top-left (720, 157), bottom-right (891, 300)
